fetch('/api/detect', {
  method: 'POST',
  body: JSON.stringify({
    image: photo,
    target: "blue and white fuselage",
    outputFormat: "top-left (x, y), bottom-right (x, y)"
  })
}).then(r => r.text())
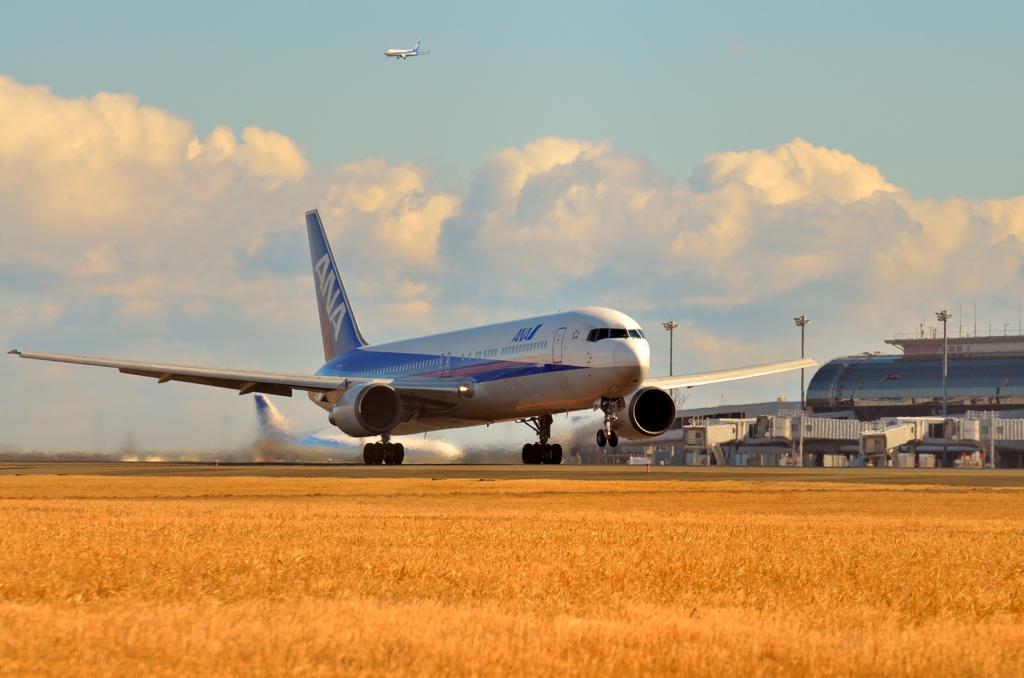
top-left (312, 307), bottom-right (650, 435)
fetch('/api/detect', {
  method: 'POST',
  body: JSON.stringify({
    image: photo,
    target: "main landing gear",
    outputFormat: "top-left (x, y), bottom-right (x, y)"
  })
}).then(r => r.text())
top-left (595, 397), bottom-right (621, 448)
top-left (363, 433), bottom-right (404, 465)
top-left (520, 413), bottom-right (563, 465)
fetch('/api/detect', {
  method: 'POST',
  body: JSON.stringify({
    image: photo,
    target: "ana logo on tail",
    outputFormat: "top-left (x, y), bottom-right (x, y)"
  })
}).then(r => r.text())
top-left (314, 253), bottom-right (348, 340)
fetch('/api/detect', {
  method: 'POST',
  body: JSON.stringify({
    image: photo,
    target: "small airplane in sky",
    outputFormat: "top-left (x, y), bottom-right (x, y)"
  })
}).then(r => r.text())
top-left (384, 40), bottom-right (429, 59)
top-left (9, 210), bottom-right (814, 466)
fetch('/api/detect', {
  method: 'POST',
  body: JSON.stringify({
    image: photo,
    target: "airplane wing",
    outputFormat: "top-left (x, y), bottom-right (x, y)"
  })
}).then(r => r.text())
top-left (642, 358), bottom-right (816, 390)
top-left (7, 350), bottom-right (471, 405)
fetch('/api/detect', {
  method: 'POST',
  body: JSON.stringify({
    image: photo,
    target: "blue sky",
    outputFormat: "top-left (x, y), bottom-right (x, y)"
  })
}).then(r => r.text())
top-left (4, 1), bottom-right (1022, 198)
top-left (1, 2), bottom-right (1023, 453)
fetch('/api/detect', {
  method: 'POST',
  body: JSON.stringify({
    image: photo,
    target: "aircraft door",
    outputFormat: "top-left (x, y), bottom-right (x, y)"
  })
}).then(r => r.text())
top-left (553, 327), bottom-right (567, 364)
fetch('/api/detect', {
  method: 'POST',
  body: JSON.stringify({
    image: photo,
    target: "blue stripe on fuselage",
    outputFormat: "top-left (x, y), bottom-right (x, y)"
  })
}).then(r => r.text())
top-left (315, 348), bottom-right (580, 383)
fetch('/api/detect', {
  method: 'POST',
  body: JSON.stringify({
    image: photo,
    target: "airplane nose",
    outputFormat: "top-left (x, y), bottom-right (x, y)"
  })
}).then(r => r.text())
top-left (613, 340), bottom-right (646, 379)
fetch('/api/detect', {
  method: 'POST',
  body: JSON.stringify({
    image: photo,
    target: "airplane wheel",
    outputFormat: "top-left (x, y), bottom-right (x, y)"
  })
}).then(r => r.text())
top-left (540, 444), bottom-right (552, 464)
top-left (596, 430), bottom-right (607, 448)
top-left (394, 443), bottom-right (405, 465)
top-left (373, 443), bottom-right (385, 465)
top-left (608, 431), bottom-right (619, 448)
top-left (383, 443), bottom-right (395, 465)
top-left (522, 444), bottom-right (530, 464)
top-left (363, 443), bottom-right (374, 465)
top-left (551, 444), bottom-right (563, 465)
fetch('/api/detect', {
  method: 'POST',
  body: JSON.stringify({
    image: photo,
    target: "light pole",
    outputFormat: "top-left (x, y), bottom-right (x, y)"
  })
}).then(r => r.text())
top-left (936, 310), bottom-right (953, 417)
top-left (937, 309), bottom-right (953, 468)
top-left (794, 316), bottom-right (811, 411)
top-left (663, 321), bottom-right (680, 376)
top-left (793, 316), bottom-right (811, 468)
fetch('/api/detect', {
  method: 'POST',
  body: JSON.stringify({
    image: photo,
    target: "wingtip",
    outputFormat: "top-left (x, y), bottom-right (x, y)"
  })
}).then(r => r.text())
top-left (7, 349), bottom-right (20, 355)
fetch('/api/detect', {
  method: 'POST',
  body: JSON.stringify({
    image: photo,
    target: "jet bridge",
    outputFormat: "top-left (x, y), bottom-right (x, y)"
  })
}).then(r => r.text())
top-left (678, 418), bottom-right (755, 465)
top-left (860, 420), bottom-right (922, 458)
top-left (632, 409), bottom-right (1024, 467)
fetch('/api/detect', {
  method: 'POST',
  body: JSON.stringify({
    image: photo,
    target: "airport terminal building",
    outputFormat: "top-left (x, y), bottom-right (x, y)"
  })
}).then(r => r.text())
top-left (808, 332), bottom-right (1024, 419)
top-left (605, 331), bottom-right (1024, 468)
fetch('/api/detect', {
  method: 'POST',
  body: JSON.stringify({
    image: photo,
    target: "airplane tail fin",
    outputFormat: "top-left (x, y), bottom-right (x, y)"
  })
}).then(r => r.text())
top-left (254, 395), bottom-right (290, 439)
top-left (413, 40), bottom-right (421, 52)
top-left (305, 209), bottom-right (369, 361)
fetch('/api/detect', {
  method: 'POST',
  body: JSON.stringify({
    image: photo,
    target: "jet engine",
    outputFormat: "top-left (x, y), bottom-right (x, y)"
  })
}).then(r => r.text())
top-left (328, 383), bottom-right (403, 437)
top-left (613, 387), bottom-right (677, 440)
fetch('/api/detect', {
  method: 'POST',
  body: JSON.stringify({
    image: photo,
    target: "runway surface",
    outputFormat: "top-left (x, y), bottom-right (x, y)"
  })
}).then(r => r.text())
top-left (1, 461), bottom-right (1022, 486)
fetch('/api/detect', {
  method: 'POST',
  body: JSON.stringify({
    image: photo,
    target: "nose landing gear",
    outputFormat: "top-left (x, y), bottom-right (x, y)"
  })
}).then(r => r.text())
top-left (363, 433), bottom-right (404, 465)
top-left (595, 397), bottom-right (623, 448)
top-left (519, 413), bottom-right (563, 464)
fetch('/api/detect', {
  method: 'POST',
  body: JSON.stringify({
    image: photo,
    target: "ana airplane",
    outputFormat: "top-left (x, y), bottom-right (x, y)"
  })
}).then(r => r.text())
top-left (8, 210), bottom-right (815, 466)
top-left (384, 40), bottom-right (429, 59)
top-left (253, 394), bottom-right (461, 463)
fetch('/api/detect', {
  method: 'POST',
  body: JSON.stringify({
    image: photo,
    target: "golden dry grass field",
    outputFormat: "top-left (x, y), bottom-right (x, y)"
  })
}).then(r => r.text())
top-left (1, 475), bottom-right (1023, 676)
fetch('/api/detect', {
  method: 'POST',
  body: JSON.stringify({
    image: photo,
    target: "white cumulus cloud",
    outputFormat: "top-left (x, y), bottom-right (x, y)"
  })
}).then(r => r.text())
top-left (691, 137), bottom-right (898, 204)
top-left (4, 71), bottom-right (1024, 449)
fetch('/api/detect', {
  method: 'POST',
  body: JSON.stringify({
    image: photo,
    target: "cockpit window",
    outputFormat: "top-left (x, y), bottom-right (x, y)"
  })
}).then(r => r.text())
top-left (587, 327), bottom-right (645, 341)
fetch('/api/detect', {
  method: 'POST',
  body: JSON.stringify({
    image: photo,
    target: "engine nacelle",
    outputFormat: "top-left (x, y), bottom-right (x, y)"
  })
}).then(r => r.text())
top-left (328, 383), bottom-right (403, 437)
top-left (613, 387), bottom-right (677, 440)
